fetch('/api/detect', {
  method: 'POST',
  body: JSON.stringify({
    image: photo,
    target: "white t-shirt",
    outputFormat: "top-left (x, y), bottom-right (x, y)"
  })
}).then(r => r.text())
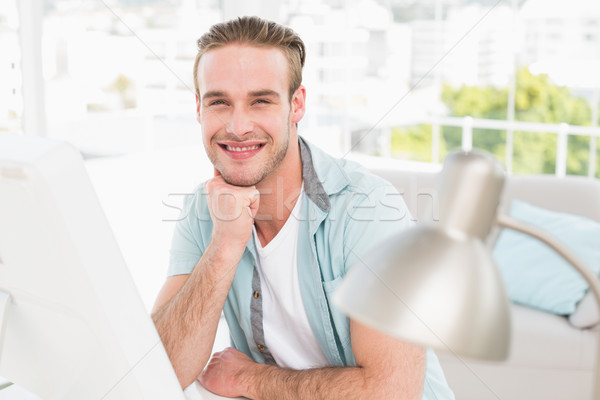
top-left (252, 192), bottom-right (330, 369)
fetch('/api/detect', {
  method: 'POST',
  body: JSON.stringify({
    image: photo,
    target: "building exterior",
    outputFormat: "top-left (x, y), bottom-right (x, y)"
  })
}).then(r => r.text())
top-left (520, 0), bottom-right (600, 89)
top-left (409, 4), bottom-right (515, 89)
top-left (5, 0), bottom-right (599, 155)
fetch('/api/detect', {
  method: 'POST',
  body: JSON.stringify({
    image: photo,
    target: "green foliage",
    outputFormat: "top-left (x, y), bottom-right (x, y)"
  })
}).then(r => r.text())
top-left (391, 124), bottom-right (436, 162)
top-left (597, 145), bottom-right (600, 179)
top-left (513, 68), bottom-right (591, 125)
top-left (512, 68), bottom-right (592, 175)
top-left (441, 85), bottom-right (508, 119)
top-left (392, 67), bottom-right (597, 176)
top-left (109, 74), bottom-right (137, 109)
top-left (111, 74), bottom-right (134, 94)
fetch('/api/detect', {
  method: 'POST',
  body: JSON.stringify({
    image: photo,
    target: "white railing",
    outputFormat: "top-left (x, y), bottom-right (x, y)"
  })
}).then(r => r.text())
top-left (400, 117), bottom-right (600, 178)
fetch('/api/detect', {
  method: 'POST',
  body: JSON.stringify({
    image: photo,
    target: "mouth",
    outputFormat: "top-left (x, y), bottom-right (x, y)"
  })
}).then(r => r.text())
top-left (218, 141), bottom-right (266, 159)
top-left (221, 144), bottom-right (263, 152)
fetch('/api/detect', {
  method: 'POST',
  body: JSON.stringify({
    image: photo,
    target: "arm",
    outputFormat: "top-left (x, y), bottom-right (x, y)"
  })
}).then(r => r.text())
top-left (200, 319), bottom-right (426, 399)
top-left (151, 242), bottom-right (241, 389)
top-left (200, 183), bottom-right (425, 398)
top-left (151, 176), bottom-right (259, 388)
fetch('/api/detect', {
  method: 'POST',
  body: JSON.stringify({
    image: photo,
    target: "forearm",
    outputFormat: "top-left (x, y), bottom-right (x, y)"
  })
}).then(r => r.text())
top-left (200, 334), bottom-right (424, 399)
top-left (242, 364), bottom-right (397, 400)
top-left (152, 242), bottom-right (239, 387)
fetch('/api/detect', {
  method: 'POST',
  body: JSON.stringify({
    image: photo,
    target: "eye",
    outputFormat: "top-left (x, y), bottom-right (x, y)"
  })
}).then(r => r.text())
top-left (254, 99), bottom-right (270, 105)
top-left (209, 99), bottom-right (227, 106)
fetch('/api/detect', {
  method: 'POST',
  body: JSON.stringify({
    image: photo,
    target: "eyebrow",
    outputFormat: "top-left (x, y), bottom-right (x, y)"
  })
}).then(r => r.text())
top-left (202, 91), bottom-right (226, 100)
top-left (201, 89), bottom-right (280, 101)
top-left (249, 90), bottom-right (280, 99)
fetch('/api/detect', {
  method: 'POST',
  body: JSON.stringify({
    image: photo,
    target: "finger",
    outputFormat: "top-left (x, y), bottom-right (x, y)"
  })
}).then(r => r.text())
top-left (204, 176), bottom-right (216, 194)
top-left (204, 173), bottom-right (223, 194)
top-left (248, 188), bottom-right (260, 218)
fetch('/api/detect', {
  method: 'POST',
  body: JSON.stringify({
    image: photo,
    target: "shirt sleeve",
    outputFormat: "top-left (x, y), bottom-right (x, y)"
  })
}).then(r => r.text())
top-left (343, 183), bottom-right (415, 273)
top-left (167, 190), bottom-right (205, 276)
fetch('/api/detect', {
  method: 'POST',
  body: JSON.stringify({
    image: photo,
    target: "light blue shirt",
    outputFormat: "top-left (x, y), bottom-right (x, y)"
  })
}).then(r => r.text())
top-left (169, 137), bottom-right (454, 399)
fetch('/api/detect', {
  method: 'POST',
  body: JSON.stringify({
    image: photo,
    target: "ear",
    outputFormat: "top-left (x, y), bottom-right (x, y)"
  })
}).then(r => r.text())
top-left (195, 93), bottom-right (201, 124)
top-left (290, 85), bottom-right (306, 124)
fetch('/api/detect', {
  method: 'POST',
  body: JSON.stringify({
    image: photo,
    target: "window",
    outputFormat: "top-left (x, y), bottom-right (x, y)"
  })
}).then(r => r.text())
top-left (0, 0), bottom-right (22, 134)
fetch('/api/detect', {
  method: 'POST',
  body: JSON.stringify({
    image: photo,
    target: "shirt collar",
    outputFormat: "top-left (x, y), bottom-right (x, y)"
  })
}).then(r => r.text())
top-left (298, 136), bottom-right (350, 212)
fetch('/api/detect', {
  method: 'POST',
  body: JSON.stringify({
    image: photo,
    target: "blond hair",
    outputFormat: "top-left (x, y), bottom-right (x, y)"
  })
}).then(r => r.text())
top-left (193, 16), bottom-right (306, 100)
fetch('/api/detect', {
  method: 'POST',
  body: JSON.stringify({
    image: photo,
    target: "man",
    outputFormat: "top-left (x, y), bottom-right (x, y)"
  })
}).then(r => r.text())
top-left (152, 16), bottom-right (454, 399)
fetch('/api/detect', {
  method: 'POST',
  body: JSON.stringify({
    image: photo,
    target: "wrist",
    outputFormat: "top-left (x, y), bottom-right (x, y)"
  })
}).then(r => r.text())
top-left (239, 362), bottom-right (270, 399)
top-left (207, 235), bottom-right (248, 264)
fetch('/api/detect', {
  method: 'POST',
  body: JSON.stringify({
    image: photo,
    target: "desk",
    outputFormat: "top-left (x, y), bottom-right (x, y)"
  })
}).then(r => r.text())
top-left (0, 380), bottom-right (244, 400)
top-left (185, 381), bottom-right (246, 400)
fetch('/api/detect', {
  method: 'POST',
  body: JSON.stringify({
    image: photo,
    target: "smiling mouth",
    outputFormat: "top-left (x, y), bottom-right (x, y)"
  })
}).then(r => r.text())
top-left (219, 143), bottom-right (265, 152)
top-left (221, 144), bottom-right (263, 152)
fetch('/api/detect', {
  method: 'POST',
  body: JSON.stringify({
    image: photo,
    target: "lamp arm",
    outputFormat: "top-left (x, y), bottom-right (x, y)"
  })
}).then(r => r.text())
top-left (496, 213), bottom-right (600, 400)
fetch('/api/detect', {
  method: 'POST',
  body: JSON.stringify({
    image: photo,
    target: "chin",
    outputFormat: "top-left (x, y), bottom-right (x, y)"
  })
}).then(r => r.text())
top-left (220, 170), bottom-right (265, 187)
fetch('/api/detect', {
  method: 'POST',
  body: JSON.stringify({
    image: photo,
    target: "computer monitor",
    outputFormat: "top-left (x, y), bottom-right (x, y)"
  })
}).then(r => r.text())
top-left (0, 132), bottom-right (186, 399)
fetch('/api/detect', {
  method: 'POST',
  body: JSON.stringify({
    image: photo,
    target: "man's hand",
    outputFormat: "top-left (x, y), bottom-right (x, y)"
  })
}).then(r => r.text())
top-left (199, 347), bottom-right (258, 398)
top-left (205, 172), bottom-right (260, 259)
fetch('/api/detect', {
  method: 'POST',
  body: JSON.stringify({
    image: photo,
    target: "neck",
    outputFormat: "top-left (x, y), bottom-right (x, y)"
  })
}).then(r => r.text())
top-left (254, 137), bottom-right (303, 247)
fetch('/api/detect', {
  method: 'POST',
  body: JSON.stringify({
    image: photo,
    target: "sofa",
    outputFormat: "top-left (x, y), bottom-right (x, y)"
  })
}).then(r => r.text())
top-left (368, 167), bottom-right (600, 400)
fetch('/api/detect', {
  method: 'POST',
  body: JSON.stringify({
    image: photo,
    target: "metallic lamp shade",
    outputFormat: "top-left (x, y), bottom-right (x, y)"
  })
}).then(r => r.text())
top-left (334, 151), bottom-right (512, 361)
top-left (333, 225), bottom-right (511, 360)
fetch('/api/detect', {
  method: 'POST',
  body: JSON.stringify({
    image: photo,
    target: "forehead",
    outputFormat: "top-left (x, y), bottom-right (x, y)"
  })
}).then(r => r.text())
top-left (196, 44), bottom-right (290, 96)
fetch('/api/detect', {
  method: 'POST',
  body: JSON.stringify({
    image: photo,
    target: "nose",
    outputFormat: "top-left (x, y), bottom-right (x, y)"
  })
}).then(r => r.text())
top-left (226, 106), bottom-right (253, 137)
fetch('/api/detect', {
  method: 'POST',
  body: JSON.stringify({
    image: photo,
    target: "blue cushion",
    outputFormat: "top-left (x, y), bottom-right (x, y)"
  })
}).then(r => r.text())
top-left (493, 200), bottom-right (600, 315)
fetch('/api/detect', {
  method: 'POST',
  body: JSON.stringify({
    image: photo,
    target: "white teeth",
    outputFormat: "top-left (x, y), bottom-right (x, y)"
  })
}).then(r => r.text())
top-left (226, 144), bottom-right (261, 152)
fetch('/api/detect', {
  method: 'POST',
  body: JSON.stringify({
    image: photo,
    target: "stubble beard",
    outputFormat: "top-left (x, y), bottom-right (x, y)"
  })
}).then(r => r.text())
top-left (208, 125), bottom-right (291, 187)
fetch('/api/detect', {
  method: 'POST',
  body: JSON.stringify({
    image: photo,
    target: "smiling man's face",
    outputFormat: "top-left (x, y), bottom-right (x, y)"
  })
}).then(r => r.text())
top-left (196, 43), bottom-right (305, 187)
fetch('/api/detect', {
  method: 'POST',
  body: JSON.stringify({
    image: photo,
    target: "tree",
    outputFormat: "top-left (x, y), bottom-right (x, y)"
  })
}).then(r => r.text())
top-left (109, 74), bottom-right (137, 109)
top-left (392, 67), bottom-right (596, 176)
top-left (390, 124), bottom-right (436, 162)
